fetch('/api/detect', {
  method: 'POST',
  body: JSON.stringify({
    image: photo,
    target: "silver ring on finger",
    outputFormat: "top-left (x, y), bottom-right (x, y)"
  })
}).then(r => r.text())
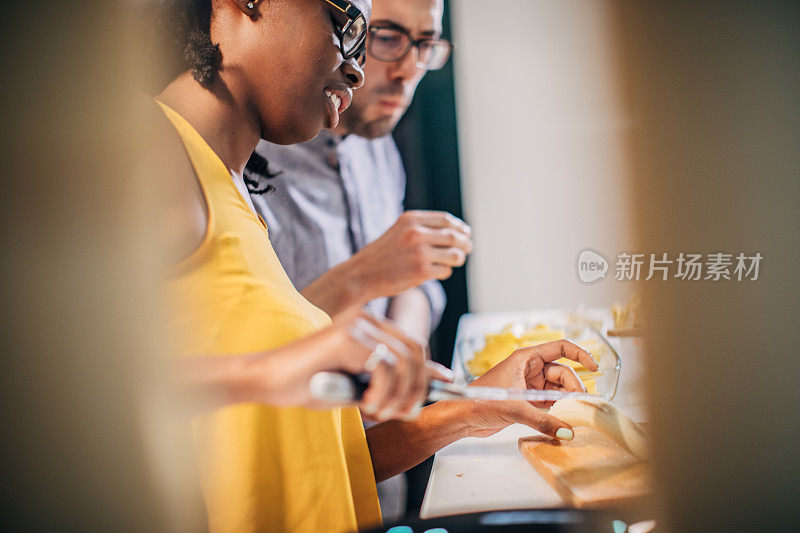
top-left (364, 343), bottom-right (398, 372)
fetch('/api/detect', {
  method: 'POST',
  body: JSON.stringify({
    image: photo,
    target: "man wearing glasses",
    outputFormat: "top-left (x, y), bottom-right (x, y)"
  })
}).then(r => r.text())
top-left (244, 0), bottom-right (463, 520)
top-left (245, 1), bottom-right (463, 357)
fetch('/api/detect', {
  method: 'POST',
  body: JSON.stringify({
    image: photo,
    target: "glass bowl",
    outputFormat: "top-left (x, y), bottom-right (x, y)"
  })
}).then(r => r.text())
top-left (456, 322), bottom-right (622, 403)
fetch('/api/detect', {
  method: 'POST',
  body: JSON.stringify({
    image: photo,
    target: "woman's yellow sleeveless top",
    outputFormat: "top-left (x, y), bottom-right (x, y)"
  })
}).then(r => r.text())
top-left (157, 101), bottom-right (381, 533)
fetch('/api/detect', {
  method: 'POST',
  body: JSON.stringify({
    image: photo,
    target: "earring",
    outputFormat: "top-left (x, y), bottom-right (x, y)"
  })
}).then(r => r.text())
top-left (241, 0), bottom-right (258, 19)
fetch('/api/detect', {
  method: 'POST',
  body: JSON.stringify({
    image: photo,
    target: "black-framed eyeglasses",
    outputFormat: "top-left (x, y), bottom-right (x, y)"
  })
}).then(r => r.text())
top-left (322, 0), bottom-right (368, 61)
top-left (367, 25), bottom-right (453, 71)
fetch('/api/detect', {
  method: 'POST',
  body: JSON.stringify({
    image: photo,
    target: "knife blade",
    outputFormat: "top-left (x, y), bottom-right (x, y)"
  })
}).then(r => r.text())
top-left (308, 372), bottom-right (593, 404)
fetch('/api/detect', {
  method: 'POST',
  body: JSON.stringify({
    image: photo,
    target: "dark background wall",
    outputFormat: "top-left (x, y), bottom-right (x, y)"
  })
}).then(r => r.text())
top-left (393, 0), bottom-right (468, 372)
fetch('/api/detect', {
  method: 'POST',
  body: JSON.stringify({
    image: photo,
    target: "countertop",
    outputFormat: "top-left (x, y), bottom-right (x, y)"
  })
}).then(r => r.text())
top-left (420, 308), bottom-right (647, 519)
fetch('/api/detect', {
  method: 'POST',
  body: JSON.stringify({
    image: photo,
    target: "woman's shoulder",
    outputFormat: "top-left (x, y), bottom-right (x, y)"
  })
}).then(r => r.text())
top-left (134, 94), bottom-right (209, 266)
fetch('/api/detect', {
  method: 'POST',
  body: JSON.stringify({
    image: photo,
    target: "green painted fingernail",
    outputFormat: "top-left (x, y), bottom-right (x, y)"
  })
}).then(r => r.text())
top-left (556, 428), bottom-right (574, 440)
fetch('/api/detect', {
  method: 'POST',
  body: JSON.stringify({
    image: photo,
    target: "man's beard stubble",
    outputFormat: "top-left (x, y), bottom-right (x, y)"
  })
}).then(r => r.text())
top-left (339, 83), bottom-right (406, 139)
top-left (348, 114), bottom-right (398, 139)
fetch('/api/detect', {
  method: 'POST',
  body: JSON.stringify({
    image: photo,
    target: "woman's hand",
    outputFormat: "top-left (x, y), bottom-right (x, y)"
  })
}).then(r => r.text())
top-left (328, 309), bottom-right (454, 421)
top-left (458, 340), bottom-right (598, 440)
top-left (174, 309), bottom-right (453, 418)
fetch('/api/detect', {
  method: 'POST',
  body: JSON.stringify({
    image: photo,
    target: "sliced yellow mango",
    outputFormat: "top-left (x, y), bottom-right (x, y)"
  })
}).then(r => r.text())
top-left (467, 323), bottom-right (607, 398)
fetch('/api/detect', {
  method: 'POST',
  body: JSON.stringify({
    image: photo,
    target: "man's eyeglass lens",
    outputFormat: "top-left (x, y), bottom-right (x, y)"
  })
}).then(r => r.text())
top-left (368, 27), bottom-right (452, 70)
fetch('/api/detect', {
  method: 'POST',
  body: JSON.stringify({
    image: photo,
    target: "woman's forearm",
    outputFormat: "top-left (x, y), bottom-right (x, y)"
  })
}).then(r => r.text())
top-left (365, 401), bottom-right (471, 483)
top-left (172, 355), bottom-right (255, 415)
top-left (171, 327), bottom-right (348, 415)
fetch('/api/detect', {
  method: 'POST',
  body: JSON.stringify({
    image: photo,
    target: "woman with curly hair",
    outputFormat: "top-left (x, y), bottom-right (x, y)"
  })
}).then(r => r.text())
top-left (150, 0), bottom-right (452, 530)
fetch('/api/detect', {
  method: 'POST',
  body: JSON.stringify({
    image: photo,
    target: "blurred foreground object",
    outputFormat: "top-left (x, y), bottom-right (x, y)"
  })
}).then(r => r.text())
top-left (614, 0), bottom-right (800, 530)
top-left (0, 2), bottom-right (202, 530)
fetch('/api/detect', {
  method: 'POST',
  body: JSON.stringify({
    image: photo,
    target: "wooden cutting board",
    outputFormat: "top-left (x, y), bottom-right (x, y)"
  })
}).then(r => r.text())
top-left (518, 427), bottom-right (651, 508)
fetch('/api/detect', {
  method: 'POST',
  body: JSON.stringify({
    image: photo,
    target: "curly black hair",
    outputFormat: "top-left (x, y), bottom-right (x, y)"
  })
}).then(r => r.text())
top-left (149, 0), bottom-right (220, 88)
top-left (244, 151), bottom-right (283, 194)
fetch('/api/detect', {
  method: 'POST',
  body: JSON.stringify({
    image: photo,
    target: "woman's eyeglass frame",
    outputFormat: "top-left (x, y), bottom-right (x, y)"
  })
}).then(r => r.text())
top-left (322, 0), bottom-right (368, 62)
top-left (367, 25), bottom-right (453, 71)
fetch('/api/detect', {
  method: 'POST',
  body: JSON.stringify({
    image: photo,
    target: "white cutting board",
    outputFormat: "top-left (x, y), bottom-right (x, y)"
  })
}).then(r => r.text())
top-left (420, 424), bottom-right (563, 518)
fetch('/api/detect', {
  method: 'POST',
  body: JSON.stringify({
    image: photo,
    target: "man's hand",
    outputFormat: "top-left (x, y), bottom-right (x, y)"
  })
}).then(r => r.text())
top-left (301, 210), bottom-right (471, 317)
top-left (351, 210), bottom-right (471, 300)
top-left (459, 340), bottom-right (599, 440)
